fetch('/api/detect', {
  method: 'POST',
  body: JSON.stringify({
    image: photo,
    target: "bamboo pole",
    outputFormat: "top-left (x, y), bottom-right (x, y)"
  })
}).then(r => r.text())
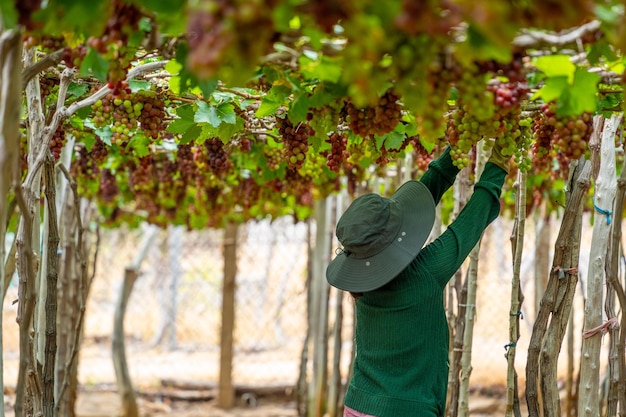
top-left (457, 145), bottom-right (487, 417)
top-left (505, 169), bottom-right (527, 417)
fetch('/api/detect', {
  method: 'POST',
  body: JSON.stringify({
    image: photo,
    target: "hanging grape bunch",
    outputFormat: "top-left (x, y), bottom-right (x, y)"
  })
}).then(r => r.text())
top-left (186, 0), bottom-right (278, 83)
top-left (346, 90), bottom-right (403, 138)
top-left (447, 65), bottom-right (496, 168)
top-left (205, 137), bottom-right (234, 176)
top-left (278, 116), bottom-right (315, 169)
top-left (137, 91), bottom-right (167, 139)
top-left (87, 0), bottom-right (144, 88)
top-left (325, 131), bottom-right (348, 173)
top-left (531, 102), bottom-right (594, 177)
top-left (49, 124), bottom-right (66, 160)
top-left (98, 169), bottom-right (119, 203)
top-left (487, 80), bottom-right (530, 167)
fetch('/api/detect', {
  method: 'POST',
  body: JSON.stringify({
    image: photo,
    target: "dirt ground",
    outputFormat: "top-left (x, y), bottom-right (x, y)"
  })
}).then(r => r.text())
top-left (2, 386), bottom-right (513, 417)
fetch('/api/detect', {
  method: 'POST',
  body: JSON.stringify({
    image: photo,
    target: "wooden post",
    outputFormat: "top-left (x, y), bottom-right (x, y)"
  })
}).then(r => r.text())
top-left (218, 222), bottom-right (238, 409)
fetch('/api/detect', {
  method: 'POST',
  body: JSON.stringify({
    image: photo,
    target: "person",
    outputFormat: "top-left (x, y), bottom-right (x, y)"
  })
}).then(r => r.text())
top-left (325, 141), bottom-right (511, 417)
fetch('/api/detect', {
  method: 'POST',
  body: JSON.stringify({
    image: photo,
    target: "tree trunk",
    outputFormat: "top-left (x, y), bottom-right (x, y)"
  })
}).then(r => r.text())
top-left (112, 225), bottom-right (158, 417)
top-left (606, 152), bottom-right (626, 417)
top-left (0, 28), bottom-right (23, 417)
top-left (42, 156), bottom-right (60, 417)
top-left (525, 159), bottom-right (591, 417)
top-left (578, 114), bottom-right (621, 417)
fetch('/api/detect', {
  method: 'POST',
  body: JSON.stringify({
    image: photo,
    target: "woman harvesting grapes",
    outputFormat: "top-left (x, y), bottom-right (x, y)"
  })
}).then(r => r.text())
top-left (326, 141), bottom-right (512, 417)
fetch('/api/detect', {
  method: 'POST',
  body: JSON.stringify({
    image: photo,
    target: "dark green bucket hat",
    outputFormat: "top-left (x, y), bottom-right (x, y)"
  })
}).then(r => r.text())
top-left (326, 180), bottom-right (436, 292)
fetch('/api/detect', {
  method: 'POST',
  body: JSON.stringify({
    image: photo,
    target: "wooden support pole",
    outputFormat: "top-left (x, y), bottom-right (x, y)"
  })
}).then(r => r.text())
top-left (218, 223), bottom-right (238, 409)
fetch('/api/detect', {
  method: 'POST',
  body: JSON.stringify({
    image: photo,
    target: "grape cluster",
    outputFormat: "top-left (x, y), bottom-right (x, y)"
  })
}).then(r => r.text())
top-left (49, 124), bottom-right (66, 160)
top-left (325, 131), bottom-right (348, 172)
top-left (40, 76), bottom-right (58, 104)
top-left (278, 117), bottom-right (315, 169)
top-left (176, 144), bottom-right (197, 185)
top-left (137, 92), bottom-right (166, 139)
top-left (408, 136), bottom-right (435, 174)
top-left (487, 80), bottom-right (530, 165)
top-left (346, 90), bottom-right (402, 138)
top-left (531, 103), bottom-right (594, 176)
top-left (61, 45), bottom-right (88, 69)
top-left (128, 157), bottom-right (154, 193)
top-left (99, 169), bottom-right (119, 203)
top-left (478, 52), bottom-right (527, 83)
top-left (263, 145), bottom-right (283, 171)
top-left (186, 0), bottom-right (277, 82)
top-left (205, 138), bottom-right (233, 176)
top-left (307, 0), bottom-right (354, 33)
top-left (93, 87), bottom-right (140, 146)
top-left (394, 0), bottom-right (461, 36)
top-left (87, 0), bottom-right (143, 87)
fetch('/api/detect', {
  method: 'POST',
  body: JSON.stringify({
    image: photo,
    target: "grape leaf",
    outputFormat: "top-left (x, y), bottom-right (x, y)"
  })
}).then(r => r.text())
top-left (256, 85), bottom-right (290, 118)
top-left (532, 76), bottom-right (568, 102)
top-left (534, 55), bottom-right (576, 82)
top-left (385, 130), bottom-right (406, 151)
top-left (79, 48), bottom-right (109, 82)
top-left (216, 103), bottom-right (236, 124)
top-left (195, 101), bottom-right (232, 127)
top-left (566, 68), bottom-right (601, 115)
top-left (167, 105), bottom-right (196, 134)
top-left (289, 93), bottom-right (311, 124)
top-left (0, 0), bottom-right (18, 28)
top-left (299, 55), bottom-right (341, 83)
top-left (179, 125), bottom-right (202, 145)
top-left (128, 133), bottom-right (150, 158)
top-left (67, 82), bottom-right (89, 98)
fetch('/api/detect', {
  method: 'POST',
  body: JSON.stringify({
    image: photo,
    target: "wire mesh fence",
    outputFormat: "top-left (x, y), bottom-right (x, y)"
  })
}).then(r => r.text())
top-left (1, 213), bottom-right (607, 393)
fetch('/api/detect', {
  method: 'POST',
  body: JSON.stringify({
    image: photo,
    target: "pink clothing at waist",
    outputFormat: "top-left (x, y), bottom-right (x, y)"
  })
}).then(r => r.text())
top-left (344, 405), bottom-right (378, 417)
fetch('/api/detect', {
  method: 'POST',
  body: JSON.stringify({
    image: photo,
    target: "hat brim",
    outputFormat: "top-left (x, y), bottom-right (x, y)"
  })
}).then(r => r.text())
top-left (326, 181), bottom-right (436, 292)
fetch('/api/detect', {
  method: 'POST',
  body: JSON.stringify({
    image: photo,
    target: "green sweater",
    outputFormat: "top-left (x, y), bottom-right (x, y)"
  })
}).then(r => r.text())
top-left (344, 148), bottom-right (506, 417)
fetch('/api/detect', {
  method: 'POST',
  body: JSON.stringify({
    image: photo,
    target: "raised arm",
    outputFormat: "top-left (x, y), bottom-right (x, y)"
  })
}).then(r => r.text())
top-left (416, 160), bottom-right (507, 288)
top-left (419, 146), bottom-right (461, 205)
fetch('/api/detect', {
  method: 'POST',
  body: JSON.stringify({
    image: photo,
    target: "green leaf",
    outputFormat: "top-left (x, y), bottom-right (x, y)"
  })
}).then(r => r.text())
top-left (167, 105), bottom-right (196, 134)
top-left (567, 68), bottom-right (601, 114)
top-left (289, 93), bottom-right (311, 124)
top-left (534, 55), bottom-right (576, 82)
top-left (128, 80), bottom-right (152, 92)
top-left (128, 132), bottom-right (151, 157)
top-left (532, 76), bottom-right (569, 102)
top-left (256, 85), bottom-right (290, 118)
top-left (299, 55), bottom-right (342, 83)
top-left (195, 101), bottom-right (222, 127)
top-left (385, 130), bottom-right (406, 150)
top-left (79, 48), bottom-right (109, 82)
top-left (216, 103), bottom-right (236, 124)
top-left (217, 118), bottom-right (245, 140)
top-left (67, 82), bottom-right (89, 98)
top-left (180, 125), bottom-right (202, 144)
top-left (0, 0), bottom-right (18, 28)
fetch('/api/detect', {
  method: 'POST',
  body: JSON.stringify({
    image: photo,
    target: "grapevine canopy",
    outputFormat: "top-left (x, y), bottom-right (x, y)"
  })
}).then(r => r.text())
top-left (2, 0), bottom-right (626, 227)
